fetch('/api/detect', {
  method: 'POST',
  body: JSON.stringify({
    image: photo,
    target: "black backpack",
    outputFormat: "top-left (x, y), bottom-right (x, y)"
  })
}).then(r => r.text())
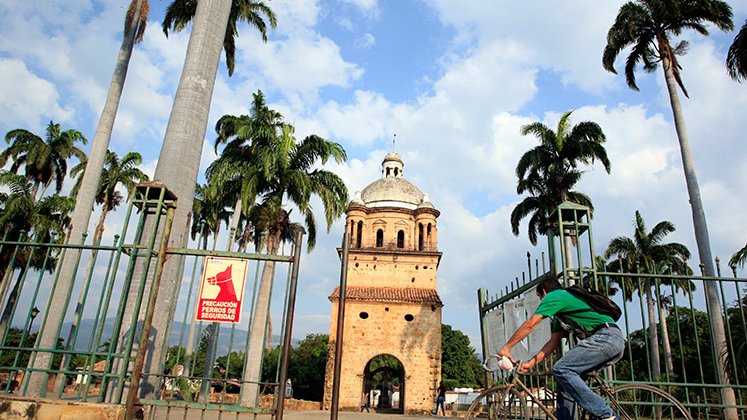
top-left (563, 284), bottom-right (622, 321)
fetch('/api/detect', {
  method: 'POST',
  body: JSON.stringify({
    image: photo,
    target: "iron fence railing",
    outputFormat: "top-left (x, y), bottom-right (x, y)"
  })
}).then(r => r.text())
top-left (478, 263), bottom-right (747, 420)
top-left (0, 182), bottom-right (305, 419)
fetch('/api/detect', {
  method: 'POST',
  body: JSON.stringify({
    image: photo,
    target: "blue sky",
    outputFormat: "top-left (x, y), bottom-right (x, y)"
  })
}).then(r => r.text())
top-left (1, 0), bottom-right (747, 350)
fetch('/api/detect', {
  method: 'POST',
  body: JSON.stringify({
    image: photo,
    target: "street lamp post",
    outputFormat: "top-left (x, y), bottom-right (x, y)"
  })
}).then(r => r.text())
top-left (13, 306), bottom-right (40, 392)
top-left (27, 306), bottom-right (40, 336)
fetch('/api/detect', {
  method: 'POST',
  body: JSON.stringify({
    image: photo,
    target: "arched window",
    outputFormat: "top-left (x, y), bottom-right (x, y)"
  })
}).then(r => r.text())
top-left (356, 221), bottom-right (363, 248)
top-left (397, 230), bottom-right (405, 248)
top-left (418, 223), bottom-right (424, 251)
top-left (376, 229), bottom-right (384, 247)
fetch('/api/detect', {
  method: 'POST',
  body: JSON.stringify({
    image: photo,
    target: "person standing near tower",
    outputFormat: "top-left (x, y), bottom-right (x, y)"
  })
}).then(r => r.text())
top-left (432, 381), bottom-right (446, 415)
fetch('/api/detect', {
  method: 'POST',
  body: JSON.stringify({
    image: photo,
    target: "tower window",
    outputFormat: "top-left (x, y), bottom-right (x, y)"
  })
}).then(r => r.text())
top-left (356, 221), bottom-right (363, 248)
top-left (376, 229), bottom-right (384, 247)
top-left (418, 223), bottom-right (424, 251)
top-left (397, 230), bottom-right (405, 248)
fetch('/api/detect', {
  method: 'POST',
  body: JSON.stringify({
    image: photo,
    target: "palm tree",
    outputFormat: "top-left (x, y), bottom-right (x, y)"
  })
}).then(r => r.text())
top-left (604, 210), bottom-right (691, 380)
top-left (603, 2), bottom-right (736, 412)
top-left (511, 111), bottom-right (610, 271)
top-left (92, 0), bottom-right (278, 401)
top-left (208, 90), bottom-right (285, 247)
top-left (163, 0), bottom-right (277, 77)
top-left (0, 171), bottom-right (73, 341)
top-left (191, 182), bottom-right (233, 251)
top-left (1, 121), bottom-right (87, 200)
top-left (64, 0), bottom-right (149, 271)
top-left (727, 19), bottom-right (747, 81)
top-left (42, 2), bottom-right (151, 396)
top-left (241, 123), bottom-right (348, 406)
top-left (70, 151), bottom-right (149, 246)
top-left (511, 167), bottom-right (594, 245)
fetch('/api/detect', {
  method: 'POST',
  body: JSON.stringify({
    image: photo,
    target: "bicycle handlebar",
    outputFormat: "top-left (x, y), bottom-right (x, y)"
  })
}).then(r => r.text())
top-left (482, 355), bottom-right (551, 376)
top-left (482, 355), bottom-right (522, 373)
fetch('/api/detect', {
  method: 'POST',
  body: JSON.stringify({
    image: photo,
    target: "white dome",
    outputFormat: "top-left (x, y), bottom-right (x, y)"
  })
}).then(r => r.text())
top-left (354, 153), bottom-right (430, 210)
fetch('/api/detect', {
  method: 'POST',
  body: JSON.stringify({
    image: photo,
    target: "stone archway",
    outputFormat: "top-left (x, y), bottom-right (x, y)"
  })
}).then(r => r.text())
top-left (363, 354), bottom-right (405, 414)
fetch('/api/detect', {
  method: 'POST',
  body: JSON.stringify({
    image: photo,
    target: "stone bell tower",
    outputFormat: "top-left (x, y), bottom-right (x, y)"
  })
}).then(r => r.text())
top-left (322, 152), bottom-right (443, 415)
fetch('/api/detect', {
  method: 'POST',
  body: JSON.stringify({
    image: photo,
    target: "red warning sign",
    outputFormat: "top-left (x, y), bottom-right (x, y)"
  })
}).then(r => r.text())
top-left (196, 257), bottom-right (248, 323)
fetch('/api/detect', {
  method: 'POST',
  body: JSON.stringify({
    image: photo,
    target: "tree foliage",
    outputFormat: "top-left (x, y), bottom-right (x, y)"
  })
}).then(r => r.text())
top-left (511, 111), bottom-right (610, 245)
top-left (441, 324), bottom-right (484, 389)
top-left (162, 0), bottom-right (277, 76)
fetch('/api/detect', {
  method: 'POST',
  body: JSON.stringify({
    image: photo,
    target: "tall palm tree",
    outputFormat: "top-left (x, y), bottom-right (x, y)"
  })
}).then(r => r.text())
top-left (603, 2), bottom-right (736, 412)
top-left (42, 2), bottom-right (151, 397)
top-left (511, 111), bottom-right (610, 270)
top-left (727, 19), bottom-right (747, 81)
top-left (604, 210), bottom-right (691, 380)
top-left (0, 121), bottom-right (87, 200)
top-left (64, 0), bottom-right (149, 279)
top-left (89, 0), bottom-right (278, 401)
top-left (163, 0), bottom-right (277, 77)
top-left (241, 123), bottom-right (348, 406)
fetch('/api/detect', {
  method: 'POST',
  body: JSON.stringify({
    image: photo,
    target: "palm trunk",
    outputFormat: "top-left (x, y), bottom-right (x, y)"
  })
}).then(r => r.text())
top-left (658, 304), bottom-right (674, 377)
top-left (26, 0), bottom-right (146, 397)
top-left (644, 283), bottom-right (661, 379)
top-left (660, 49), bottom-right (737, 418)
top-left (558, 196), bottom-right (575, 283)
top-left (92, 203), bottom-right (110, 246)
top-left (113, 0), bottom-right (233, 401)
top-left (0, 266), bottom-right (28, 342)
top-left (228, 197), bottom-right (242, 250)
top-left (183, 234), bottom-right (211, 379)
top-left (240, 235), bottom-right (280, 407)
top-left (53, 204), bottom-right (111, 394)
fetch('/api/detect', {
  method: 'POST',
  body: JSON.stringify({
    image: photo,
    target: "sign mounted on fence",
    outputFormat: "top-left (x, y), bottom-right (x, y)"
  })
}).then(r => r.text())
top-left (196, 256), bottom-right (248, 323)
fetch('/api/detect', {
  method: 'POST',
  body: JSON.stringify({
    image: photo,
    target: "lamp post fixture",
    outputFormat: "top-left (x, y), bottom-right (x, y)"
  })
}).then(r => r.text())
top-left (13, 306), bottom-right (41, 392)
top-left (27, 307), bottom-right (40, 336)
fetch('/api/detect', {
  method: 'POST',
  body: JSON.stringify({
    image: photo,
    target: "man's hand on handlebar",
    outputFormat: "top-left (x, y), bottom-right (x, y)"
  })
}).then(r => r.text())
top-left (519, 357), bottom-right (537, 373)
top-left (497, 347), bottom-right (516, 364)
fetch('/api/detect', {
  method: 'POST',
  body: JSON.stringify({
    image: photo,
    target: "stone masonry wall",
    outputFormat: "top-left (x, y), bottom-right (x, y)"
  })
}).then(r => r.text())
top-left (323, 300), bottom-right (441, 415)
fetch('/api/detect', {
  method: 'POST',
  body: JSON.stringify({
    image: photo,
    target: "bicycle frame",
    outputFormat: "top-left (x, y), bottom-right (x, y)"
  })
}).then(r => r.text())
top-left (487, 360), bottom-right (618, 420)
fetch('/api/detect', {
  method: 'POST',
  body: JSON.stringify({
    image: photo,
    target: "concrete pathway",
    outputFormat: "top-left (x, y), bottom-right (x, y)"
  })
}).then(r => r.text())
top-left (149, 408), bottom-right (458, 420)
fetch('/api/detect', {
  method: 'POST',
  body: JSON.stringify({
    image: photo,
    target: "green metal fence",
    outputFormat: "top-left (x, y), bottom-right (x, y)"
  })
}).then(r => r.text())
top-left (0, 182), bottom-right (305, 419)
top-left (477, 202), bottom-right (747, 419)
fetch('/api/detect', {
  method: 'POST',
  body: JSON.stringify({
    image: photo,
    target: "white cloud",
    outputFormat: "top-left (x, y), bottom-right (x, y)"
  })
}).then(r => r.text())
top-left (248, 37), bottom-right (364, 108)
top-left (0, 59), bottom-right (73, 129)
top-left (356, 33), bottom-right (376, 49)
top-left (340, 0), bottom-right (380, 16)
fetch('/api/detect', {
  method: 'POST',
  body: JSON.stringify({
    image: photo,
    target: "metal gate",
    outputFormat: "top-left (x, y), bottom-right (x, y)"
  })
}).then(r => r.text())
top-left (478, 202), bottom-right (747, 419)
top-left (0, 182), bottom-right (304, 419)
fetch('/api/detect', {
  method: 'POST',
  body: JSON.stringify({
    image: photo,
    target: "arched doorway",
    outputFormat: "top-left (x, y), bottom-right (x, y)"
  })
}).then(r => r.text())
top-left (363, 354), bottom-right (405, 414)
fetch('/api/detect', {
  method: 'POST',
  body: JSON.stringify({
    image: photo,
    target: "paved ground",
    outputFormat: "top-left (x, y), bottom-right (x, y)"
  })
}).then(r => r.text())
top-left (149, 408), bottom-right (458, 419)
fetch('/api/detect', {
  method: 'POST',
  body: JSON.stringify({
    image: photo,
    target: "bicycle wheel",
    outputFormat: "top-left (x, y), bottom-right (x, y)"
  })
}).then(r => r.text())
top-left (607, 384), bottom-right (692, 420)
top-left (465, 385), bottom-right (529, 420)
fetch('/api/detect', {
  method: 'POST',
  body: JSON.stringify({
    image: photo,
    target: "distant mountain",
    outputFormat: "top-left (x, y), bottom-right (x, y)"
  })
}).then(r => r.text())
top-left (63, 318), bottom-right (288, 356)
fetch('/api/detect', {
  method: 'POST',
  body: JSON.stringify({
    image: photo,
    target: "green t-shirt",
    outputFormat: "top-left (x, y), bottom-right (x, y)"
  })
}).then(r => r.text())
top-left (534, 289), bottom-right (614, 334)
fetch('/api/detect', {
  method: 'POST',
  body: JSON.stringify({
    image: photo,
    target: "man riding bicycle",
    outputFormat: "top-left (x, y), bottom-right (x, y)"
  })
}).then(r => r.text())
top-left (498, 275), bottom-right (625, 420)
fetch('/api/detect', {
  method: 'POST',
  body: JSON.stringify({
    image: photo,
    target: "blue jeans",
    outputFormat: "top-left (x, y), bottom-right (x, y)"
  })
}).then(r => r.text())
top-left (434, 395), bottom-right (445, 415)
top-left (553, 326), bottom-right (625, 420)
